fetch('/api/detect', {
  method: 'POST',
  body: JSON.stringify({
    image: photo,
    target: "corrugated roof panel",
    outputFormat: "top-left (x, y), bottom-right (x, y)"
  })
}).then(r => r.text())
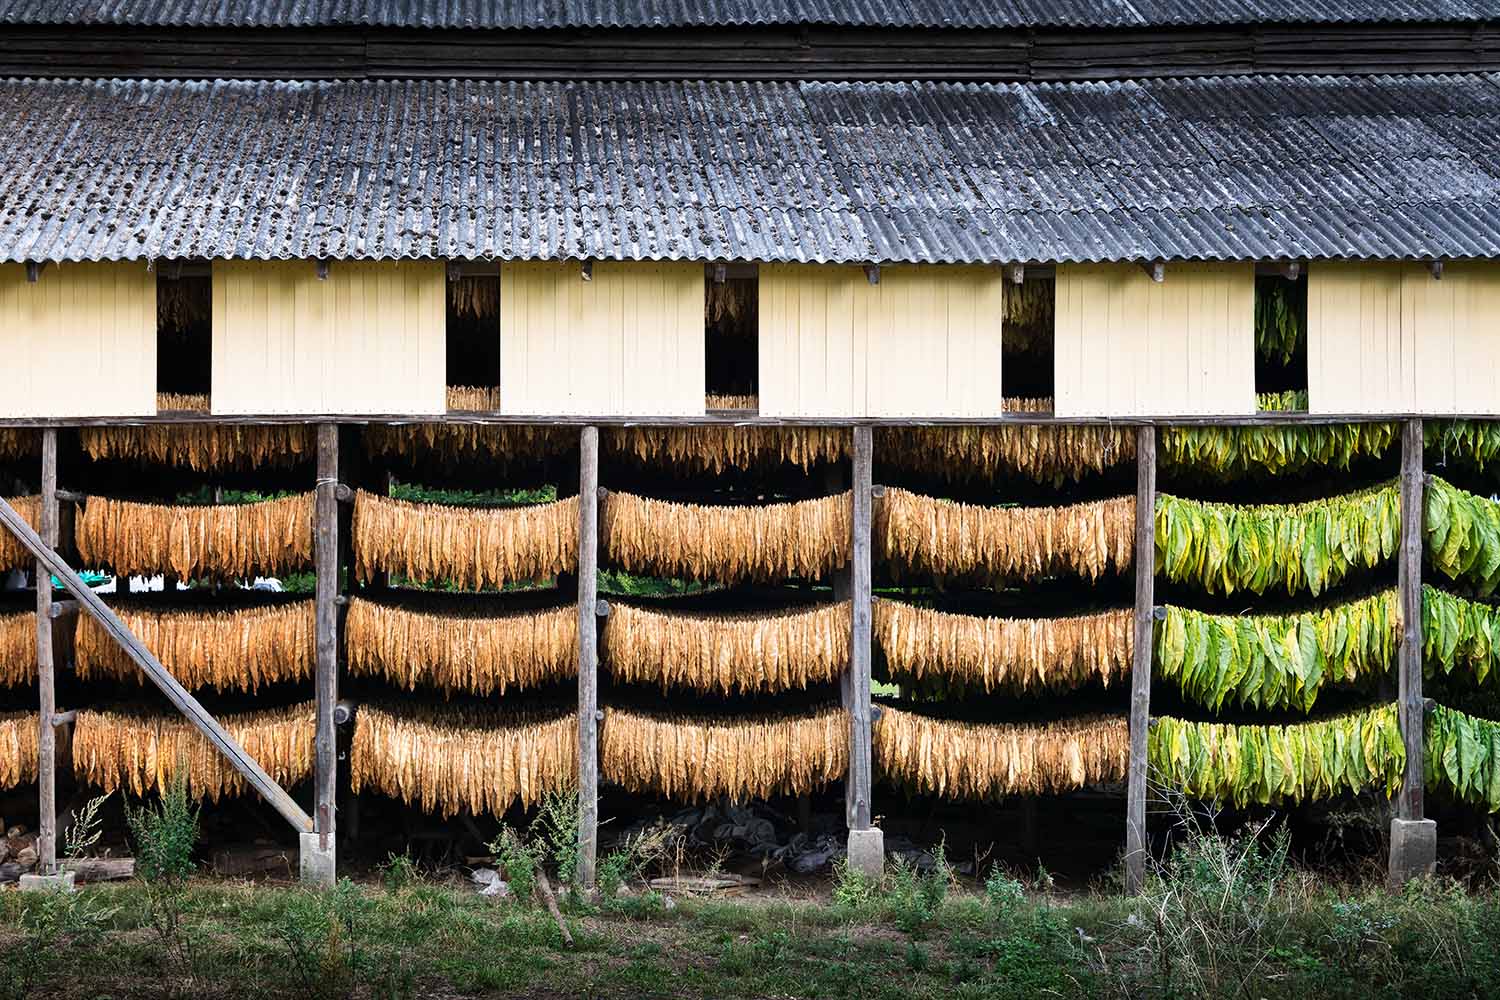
top-left (0, 0), bottom-right (1494, 27)
top-left (4, 75), bottom-right (1500, 265)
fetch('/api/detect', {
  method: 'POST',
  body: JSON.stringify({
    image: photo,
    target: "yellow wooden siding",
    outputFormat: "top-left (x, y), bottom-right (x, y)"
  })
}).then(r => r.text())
top-left (758, 265), bottom-right (1005, 418)
top-left (0, 262), bottom-right (156, 418)
top-left (1306, 263), bottom-right (1411, 414)
top-left (498, 261), bottom-right (703, 416)
top-left (1054, 262), bottom-right (1255, 418)
top-left (211, 260), bottom-right (445, 415)
top-left (1307, 262), bottom-right (1500, 415)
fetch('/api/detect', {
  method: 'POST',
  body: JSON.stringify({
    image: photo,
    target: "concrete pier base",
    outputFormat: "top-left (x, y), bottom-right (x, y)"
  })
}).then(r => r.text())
top-left (19, 871), bottom-right (75, 893)
top-left (299, 831), bottom-right (336, 887)
top-left (846, 827), bottom-right (885, 880)
top-left (1387, 818), bottom-right (1437, 889)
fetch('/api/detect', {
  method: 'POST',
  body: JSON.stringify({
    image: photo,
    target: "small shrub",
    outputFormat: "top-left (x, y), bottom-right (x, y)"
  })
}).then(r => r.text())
top-left (532, 791), bottom-right (581, 893)
top-left (127, 769), bottom-right (201, 982)
top-left (379, 851), bottom-right (418, 895)
top-left (489, 826), bottom-right (540, 907)
top-left (985, 869), bottom-right (1025, 914)
top-left (905, 941), bottom-right (929, 972)
top-left (831, 858), bottom-right (878, 910)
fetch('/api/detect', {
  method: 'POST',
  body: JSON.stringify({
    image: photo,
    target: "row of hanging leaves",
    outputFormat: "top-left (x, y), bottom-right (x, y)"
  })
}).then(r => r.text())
top-left (1158, 418), bottom-right (1398, 480)
top-left (1254, 276), bottom-right (1305, 366)
top-left (1154, 591), bottom-right (1398, 713)
top-left (1425, 704), bottom-right (1500, 813)
top-left (1154, 483), bottom-right (1400, 598)
top-left (1424, 585), bottom-right (1500, 687)
top-left (1425, 476), bottom-right (1500, 596)
top-left (1148, 705), bottom-right (1405, 808)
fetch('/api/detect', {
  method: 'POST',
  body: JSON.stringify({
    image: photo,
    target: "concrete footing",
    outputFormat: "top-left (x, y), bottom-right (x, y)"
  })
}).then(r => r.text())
top-left (19, 871), bottom-right (75, 893)
top-left (846, 827), bottom-right (885, 880)
top-left (299, 831), bottom-right (336, 887)
top-left (1387, 818), bottom-right (1437, 889)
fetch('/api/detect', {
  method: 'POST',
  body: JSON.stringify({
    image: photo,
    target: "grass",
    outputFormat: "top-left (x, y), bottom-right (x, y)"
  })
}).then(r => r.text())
top-left (1, 870), bottom-right (1499, 999)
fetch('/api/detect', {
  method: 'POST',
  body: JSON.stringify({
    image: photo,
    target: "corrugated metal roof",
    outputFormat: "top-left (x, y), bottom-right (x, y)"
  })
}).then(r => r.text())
top-left (0, 0), bottom-right (1494, 28)
top-left (4, 75), bottom-right (1500, 265)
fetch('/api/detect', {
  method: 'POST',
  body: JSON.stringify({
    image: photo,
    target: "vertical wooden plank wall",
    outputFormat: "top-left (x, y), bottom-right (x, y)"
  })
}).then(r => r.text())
top-left (1306, 263), bottom-right (1411, 414)
top-left (34, 428), bottom-right (57, 875)
top-left (576, 427), bottom-right (600, 889)
top-left (1397, 420), bottom-right (1426, 822)
top-left (499, 262), bottom-right (704, 417)
top-left (212, 260), bottom-right (445, 415)
top-left (1054, 263), bottom-right (1256, 418)
top-left (1308, 262), bottom-right (1500, 415)
top-left (847, 427), bottom-right (874, 830)
top-left (313, 424), bottom-right (340, 880)
top-left (1125, 425), bottom-right (1156, 894)
top-left (0, 263), bottom-right (155, 418)
top-left (758, 265), bottom-right (1005, 418)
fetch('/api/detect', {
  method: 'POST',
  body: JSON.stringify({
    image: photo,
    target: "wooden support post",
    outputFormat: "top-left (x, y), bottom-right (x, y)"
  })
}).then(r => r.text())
top-left (848, 425), bottom-right (873, 832)
top-left (35, 428), bottom-right (57, 875)
top-left (1125, 425), bottom-right (1156, 895)
top-left (311, 424), bottom-right (340, 881)
top-left (1398, 419), bottom-right (1425, 822)
top-left (1390, 419), bottom-right (1436, 886)
top-left (576, 426), bottom-right (600, 890)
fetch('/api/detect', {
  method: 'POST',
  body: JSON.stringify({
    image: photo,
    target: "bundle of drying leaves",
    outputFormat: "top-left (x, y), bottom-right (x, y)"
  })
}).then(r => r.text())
top-left (345, 598), bottom-right (576, 695)
top-left (75, 493), bottom-right (315, 580)
top-left (1424, 585), bottom-right (1500, 686)
top-left (80, 422), bottom-right (314, 471)
top-left (1155, 483), bottom-right (1399, 597)
top-left (874, 599), bottom-right (1131, 694)
top-left (602, 491), bottom-right (851, 584)
top-left (0, 611), bottom-right (36, 687)
top-left (350, 703), bottom-right (577, 818)
top-left (1155, 591), bottom-right (1397, 713)
top-left (601, 705), bottom-right (848, 802)
top-left (876, 488), bottom-right (1134, 583)
top-left (0, 496), bottom-right (39, 573)
top-left (352, 490), bottom-right (578, 590)
top-left (73, 702), bottom-right (314, 802)
top-left (1148, 704), bottom-right (1405, 807)
top-left (1425, 703), bottom-right (1500, 813)
top-left (874, 705), bottom-right (1128, 799)
top-left (74, 600), bottom-right (315, 693)
top-left (0, 711), bottom-right (41, 789)
top-left (603, 601), bottom-right (849, 695)
top-left (1425, 476), bottom-right (1500, 596)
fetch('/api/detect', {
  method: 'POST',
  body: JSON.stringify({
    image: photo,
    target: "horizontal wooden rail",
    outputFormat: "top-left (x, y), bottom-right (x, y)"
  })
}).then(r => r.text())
top-left (0, 411), bottom-right (1469, 430)
top-left (0, 497), bottom-right (313, 834)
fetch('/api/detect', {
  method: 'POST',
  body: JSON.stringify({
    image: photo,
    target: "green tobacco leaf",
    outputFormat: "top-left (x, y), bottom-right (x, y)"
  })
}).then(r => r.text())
top-left (1425, 704), bottom-right (1500, 813)
top-left (1156, 484), bottom-right (1399, 598)
top-left (1426, 477), bottom-right (1500, 596)
top-left (1148, 705), bottom-right (1404, 807)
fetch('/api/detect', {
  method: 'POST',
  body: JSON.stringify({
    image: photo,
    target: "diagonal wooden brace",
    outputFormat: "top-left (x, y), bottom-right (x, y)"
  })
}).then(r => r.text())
top-left (0, 498), bottom-right (313, 833)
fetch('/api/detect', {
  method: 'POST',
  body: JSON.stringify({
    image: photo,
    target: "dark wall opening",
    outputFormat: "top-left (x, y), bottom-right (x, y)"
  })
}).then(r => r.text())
top-left (156, 270), bottom-right (212, 402)
top-left (446, 274), bottom-right (501, 391)
top-left (1253, 272), bottom-right (1309, 402)
top-left (706, 269), bottom-right (758, 406)
top-left (1003, 275), bottom-right (1054, 399)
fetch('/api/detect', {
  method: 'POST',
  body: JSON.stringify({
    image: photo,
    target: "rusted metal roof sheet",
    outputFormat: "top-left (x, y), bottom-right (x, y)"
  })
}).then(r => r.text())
top-left (0, 0), bottom-right (1493, 28)
top-left (3, 75), bottom-right (1500, 265)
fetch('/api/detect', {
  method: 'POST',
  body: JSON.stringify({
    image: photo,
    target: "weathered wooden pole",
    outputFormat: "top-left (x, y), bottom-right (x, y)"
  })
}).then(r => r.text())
top-left (577, 426), bottom-right (600, 890)
top-left (35, 428), bottom-right (58, 877)
top-left (844, 425), bottom-right (881, 876)
top-left (1390, 418), bottom-right (1436, 887)
top-left (306, 423), bottom-right (339, 886)
top-left (1125, 424), bottom-right (1155, 895)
